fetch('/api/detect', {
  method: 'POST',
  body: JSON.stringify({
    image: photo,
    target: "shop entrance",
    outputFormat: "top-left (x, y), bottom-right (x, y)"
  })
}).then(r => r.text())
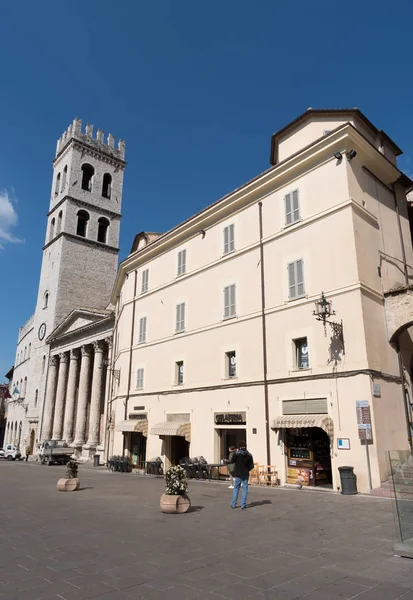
top-left (129, 433), bottom-right (147, 468)
top-left (170, 436), bottom-right (190, 466)
top-left (29, 429), bottom-right (35, 454)
top-left (285, 427), bottom-right (332, 488)
top-left (218, 429), bottom-right (246, 461)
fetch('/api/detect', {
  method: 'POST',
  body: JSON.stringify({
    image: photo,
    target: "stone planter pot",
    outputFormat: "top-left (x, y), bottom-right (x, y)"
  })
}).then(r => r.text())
top-left (57, 478), bottom-right (80, 492)
top-left (160, 493), bottom-right (191, 514)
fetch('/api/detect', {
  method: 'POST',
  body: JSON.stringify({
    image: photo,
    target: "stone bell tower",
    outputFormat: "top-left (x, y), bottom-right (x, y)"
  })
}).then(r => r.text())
top-left (24, 119), bottom-right (126, 435)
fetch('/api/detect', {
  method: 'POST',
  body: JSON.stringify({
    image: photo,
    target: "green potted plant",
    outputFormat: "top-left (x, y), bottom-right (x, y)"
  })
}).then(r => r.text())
top-left (57, 458), bottom-right (80, 492)
top-left (160, 465), bottom-right (190, 514)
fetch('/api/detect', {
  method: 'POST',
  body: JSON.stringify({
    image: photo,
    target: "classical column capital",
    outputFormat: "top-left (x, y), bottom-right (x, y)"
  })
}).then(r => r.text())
top-left (69, 348), bottom-right (80, 360)
top-left (81, 345), bottom-right (92, 357)
top-left (93, 340), bottom-right (105, 354)
top-left (49, 355), bottom-right (59, 367)
top-left (104, 337), bottom-right (112, 349)
top-left (59, 352), bottom-right (69, 363)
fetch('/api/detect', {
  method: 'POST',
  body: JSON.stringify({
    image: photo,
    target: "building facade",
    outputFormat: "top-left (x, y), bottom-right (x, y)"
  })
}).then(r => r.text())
top-left (6, 120), bottom-right (126, 457)
top-left (109, 109), bottom-right (413, 494)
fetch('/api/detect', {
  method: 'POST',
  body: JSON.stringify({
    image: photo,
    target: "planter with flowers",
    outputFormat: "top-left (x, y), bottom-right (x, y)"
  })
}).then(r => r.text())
top-left (160, 465), bottom-right (190, 514)
top-left (57, 458), bottom-right (80, 492)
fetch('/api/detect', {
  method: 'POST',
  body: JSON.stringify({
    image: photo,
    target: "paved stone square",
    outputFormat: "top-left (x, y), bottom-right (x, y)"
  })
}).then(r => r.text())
top-left (1, 461), bottom-right (413, 600)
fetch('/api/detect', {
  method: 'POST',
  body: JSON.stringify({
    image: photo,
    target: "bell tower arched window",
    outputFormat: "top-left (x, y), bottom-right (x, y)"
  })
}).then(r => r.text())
top-left (81, 164), bottom-right (94, 192)
top-left (49, 218), bottom-right (55, 242)
top-left (34, 389), bottom-right (38, 409)
top-left (102, 173), bottom-right (112, 199)
top-left (62, 165), bottom-right (68, 191)
top-left (57, 211), bottom-right (62, 235)
top-left (76, 210), bottom-right (90, 237)
top-left (44, 292), bottom-right (49, 308)
top-left (97, 217), bottom-right (110, 244)
top-left (54, 173), bottom-right (61, 197)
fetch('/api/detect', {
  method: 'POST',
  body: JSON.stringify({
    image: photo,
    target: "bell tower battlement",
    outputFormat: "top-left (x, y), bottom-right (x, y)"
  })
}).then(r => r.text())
top-left (55, 118), bottom-right (125, 161)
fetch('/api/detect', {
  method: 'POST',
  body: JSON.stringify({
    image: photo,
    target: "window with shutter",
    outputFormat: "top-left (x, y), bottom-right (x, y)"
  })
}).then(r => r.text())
top-left (288, 260), bottom-right (305, 299)
top-left (177, 249), bottom-right (186, 276)
top-left (141, 269), bottom-right (149, 293)
top-left (138, 317), bottom-right (147, 344)
top-left (285, 189), bottom-right (300, 225)
top-left (223, 224), bottom-right (235, 254)
top-left (136, 368), bottom-right (144, 389)
top-left (176, 302), bottom-right (185, 332)
top-left (224, 284), bottom-right (236, 318)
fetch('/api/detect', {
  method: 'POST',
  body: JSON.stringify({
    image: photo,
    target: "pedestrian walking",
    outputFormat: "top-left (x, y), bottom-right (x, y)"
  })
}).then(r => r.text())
top-left (25, 446), bottom-right (30, 462)
top-left (227, 446), bottom-right (236, 489)
top-left (230, 441), bottom-right (254, 509)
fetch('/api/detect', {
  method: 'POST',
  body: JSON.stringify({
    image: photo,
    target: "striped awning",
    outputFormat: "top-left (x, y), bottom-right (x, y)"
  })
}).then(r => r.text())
top-left (150, 422), bottom-right (191, 442)
top-left (271, 414), bottom-right (334, 439)
top-left (115, 420), bottom-right (148, 436)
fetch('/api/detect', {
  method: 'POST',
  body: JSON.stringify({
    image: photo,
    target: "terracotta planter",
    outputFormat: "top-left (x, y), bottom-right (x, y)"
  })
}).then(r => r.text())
top-left (57, 478), bottom-right (80, 492)
top-left (160, 493), bottom-right (191, 514)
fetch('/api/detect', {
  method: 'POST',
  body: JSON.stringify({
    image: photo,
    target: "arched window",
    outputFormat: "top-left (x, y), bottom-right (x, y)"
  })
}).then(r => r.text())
top-left (62, 165), bottom-right (68, 190)
top-left (97, 217), bottom-right (110, 244)
top-left (28, 343), bottom-right (31, 358)
top-left (102, 173), bottom-right (112, 199)
top-left (24, 347), bottom-right (27, 361)
top-left (42, 356), bottom-right (46, 375)
top-left (50, 218), bottom-right (55, 241)
top-left (20, 379), bottom-right (22, 394)
top-left (81, 163), bottom-right (94, 192)
top-left (76, 210), bottom-right (90, 237)
top-left (34, 389), bottom-right (38, 408)
top-left (44, 292), bottom-right (49, 308)
top-left (18, 422), bottom-right (22, 446)
top-left (24, 377), bottom-right (27, 394)
top-left (56, 211), bottom-right (62, 235)
top-left (54, 172), bottom-right (61, 197)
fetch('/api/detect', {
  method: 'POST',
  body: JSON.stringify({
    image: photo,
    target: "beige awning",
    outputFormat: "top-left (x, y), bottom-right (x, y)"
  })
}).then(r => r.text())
top-left (271, 414), bottom-right (334, 439)
top-left (115, 420), bottom-right (148, 436)
top-left (150, 422), bottom-right (191, 442)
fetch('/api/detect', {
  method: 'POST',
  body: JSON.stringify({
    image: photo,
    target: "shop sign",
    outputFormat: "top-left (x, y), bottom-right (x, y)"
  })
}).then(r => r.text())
top-left (337, 438), bottom-right (350, 450)
top-left (134, 406), bottom-right (145, 411)
top-left (215, 412), bottom-right (246, 425)
top-left (128, 413), bottom-right (147, 420)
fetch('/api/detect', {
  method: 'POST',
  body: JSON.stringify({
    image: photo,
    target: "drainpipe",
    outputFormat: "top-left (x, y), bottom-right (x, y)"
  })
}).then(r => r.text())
top-left (393, 183), bottom-right (409, 286)
top-left (396, 341), bottom-right (412, 451)
top-left (258, 202), bottom-right (271, 467)
top-left (123, 270), bottom-right (138, 456)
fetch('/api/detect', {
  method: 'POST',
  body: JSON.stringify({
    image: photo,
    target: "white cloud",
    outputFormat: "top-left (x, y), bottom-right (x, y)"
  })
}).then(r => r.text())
top-left (0, 190), bottom-right (24, 249)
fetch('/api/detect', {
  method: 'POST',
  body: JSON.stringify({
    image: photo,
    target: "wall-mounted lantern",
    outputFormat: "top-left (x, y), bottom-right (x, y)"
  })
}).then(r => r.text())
top-left (313, 292), bottom-right (345, 353)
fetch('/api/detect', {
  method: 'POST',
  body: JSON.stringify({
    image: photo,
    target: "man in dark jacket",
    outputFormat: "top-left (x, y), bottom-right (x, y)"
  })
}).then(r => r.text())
top-left (229, 441), bottom-right (254, 509)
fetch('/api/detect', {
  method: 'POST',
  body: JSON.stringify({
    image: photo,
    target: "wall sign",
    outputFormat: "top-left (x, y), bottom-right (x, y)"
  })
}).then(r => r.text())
top-left (134, 406), bottom-right (145, 411)
top-left (215, 412), bottom-right (246, 425)
top-left (337, 438), bottom-right (350, 450)
top-left (128, 413), bottom-right (147, 420)
top-left (372, 384), bottom-right (381, 398)
top-left (356, 400), bottom-right (373, 441)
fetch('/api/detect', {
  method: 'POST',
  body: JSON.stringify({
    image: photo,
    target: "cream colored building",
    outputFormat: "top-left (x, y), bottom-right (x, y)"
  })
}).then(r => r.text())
top-left (111, 110), bottom-right (413, 493)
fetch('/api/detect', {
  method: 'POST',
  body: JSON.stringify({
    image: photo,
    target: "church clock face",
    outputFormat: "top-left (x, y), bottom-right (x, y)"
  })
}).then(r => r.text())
top-left (38, 323), bottom-right (46, 341)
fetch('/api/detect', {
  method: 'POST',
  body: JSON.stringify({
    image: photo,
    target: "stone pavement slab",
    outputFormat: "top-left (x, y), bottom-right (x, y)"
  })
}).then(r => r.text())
top-left (0, 461), bottom-right (413, 599)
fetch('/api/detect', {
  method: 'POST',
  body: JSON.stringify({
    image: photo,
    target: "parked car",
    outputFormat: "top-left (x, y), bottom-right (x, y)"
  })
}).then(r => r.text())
top-left (1, 444), bottom-right (22, 461)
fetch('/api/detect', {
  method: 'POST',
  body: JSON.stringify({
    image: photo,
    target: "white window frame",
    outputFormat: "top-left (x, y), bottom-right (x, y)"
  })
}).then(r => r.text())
top-left (224, 284), bottom-right (236, 319)
top-left (138, 316), bottom-right (147, 344)
top-left (223, 224), bottom-right (235, 255)
top-left (288, 259), bottom-right (305, 299)
top-left (136, 368), bottom-right (144, 389)
top-left (175, 361), bottom-right (184, 385)
top-left (141, 269), bottom-right (149, 294)
top-left (177, 249), bottom-right (186, 276)
top-left (294, 337), bottom-right (309, 369)
top-left (226, 350), bottom-right (237, 378)
top-left (175, 302), bottom-right (185, 333)
top-left (285, 189), bottom-right (300, 226)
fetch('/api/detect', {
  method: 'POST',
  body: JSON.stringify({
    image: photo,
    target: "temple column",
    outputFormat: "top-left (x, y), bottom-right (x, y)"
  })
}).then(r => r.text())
top-left (84, 341), bottom-right (104, 449)
top-left (62, 349), bottom-right (80, 443)
top-left (98, 338), bottom-right (111, 450)
top-left (72, 345), bottom-right (92, 447)
top-left (41, 355), bottom-right (59, 441)
top-left (51, 352), bottom-right (69, 440)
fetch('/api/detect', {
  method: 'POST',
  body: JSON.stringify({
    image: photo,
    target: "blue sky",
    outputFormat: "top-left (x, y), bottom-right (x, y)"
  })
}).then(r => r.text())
top-left (1, 0), bottom-right (413, 377)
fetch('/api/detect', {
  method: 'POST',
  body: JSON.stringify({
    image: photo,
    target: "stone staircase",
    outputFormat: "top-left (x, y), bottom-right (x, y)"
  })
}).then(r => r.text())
top-left (371, 461), bottom-right (413, 499)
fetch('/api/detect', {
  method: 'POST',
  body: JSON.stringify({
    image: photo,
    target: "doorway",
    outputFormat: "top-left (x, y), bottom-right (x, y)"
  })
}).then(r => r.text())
top-left (170, 436), bottom-right (190, 466)
top-left (29, 429), bottom-right (35, 454)
top-left (285, 427), bottom-right (332, 488)
top-left (218, 429), bottom-right (246, 461)
top-left (130, 433), bottom-right (146, 468)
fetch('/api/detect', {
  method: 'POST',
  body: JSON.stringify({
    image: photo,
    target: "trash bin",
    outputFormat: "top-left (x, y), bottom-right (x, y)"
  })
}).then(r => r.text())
top-left (338, 466), bottom-right (357, 495)
top-left (93, 454), bottom-right (100, 467)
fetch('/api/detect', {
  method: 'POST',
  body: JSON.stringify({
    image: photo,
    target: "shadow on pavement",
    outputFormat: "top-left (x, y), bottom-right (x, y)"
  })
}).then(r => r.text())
top-left (247, 500), bottom-right (272, 508)
top-left (188, 505), bottom-right (204, 512)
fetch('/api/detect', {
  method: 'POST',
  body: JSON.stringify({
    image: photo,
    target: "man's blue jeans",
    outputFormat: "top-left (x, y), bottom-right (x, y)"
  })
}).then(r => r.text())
top-left (231, 476), bottom-right (249, 508)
